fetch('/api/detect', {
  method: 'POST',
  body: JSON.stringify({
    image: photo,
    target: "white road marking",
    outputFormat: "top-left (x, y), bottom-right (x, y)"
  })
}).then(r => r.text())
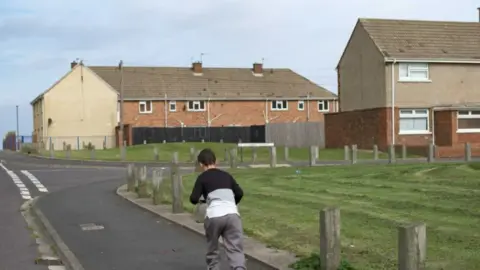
top-left (21, 170), bottom-right (48, 193)
top-left (0, 163), bottom-right (32, 200)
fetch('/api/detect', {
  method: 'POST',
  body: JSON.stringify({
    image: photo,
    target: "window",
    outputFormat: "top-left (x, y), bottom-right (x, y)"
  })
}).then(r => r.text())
top-left (317, 100), bottom-right (329, 112)
top-left (187, 101), bottom-right (205, 111)
top-left (399, 63), bottom-right (430, 81)
top-left (399, 109), bottom-right (429, 134)
top-left (169, 101), bottom-right (176, 112)
top-left (271, 100), bottom-right (288, 111)
top-left (139, 101), bottom-right (152, 113)
top-left (457, 110), bottom-right (480, 132)
top-left (297, 101), bottom-right (305, 111)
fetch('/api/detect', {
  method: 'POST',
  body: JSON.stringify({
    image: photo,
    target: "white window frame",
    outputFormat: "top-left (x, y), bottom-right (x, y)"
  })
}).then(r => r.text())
top-left (398, 63), bottom-right (431, 82)
top-left (169, 101), bottom-right (176, 112)
top-left (399, 109), bottom-right (430, 134)
top-left (187, 101), bottom-right (206, 112)
top-left (139, 101), bottom-right (152, 114)
top-left (317, 100), bottom-right (329, 112)
top-left (271, 100), bottom-right (288, 111)
top-left (457, 110), bottom-right (480, 133)
top-left (297, 100), bottom-right (305, 111)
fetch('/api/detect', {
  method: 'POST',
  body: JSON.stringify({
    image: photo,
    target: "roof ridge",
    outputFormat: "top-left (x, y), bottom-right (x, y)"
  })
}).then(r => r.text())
top-left (359, 17), bottom-right (480, 25)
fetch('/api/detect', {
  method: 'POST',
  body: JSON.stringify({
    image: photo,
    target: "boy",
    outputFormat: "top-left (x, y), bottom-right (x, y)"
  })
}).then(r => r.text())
top-left (189, 148), bottom-right (246, 270)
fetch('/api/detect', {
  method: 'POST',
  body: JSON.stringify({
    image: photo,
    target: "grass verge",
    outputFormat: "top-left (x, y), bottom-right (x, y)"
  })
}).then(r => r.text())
top-left (38, 142), bottom-right (417, 162)
top-left (155, 163), bottom-right (480, 270)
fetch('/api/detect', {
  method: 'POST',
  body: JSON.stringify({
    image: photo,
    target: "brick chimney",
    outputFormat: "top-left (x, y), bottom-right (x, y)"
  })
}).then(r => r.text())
top-left (71, 61), bottom-right (78, 69)
top-left (253, 63), bottom-right (263, 74)
top-left (192, 61), bottom-right (202, 73)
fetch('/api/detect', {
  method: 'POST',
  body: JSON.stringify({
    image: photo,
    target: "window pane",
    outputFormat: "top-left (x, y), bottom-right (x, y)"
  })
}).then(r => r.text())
top-left (271, 101), bottom-right (277, 109)
top-left (414, 109), bottom-right (428, 115)
top-left (281, 101), bottom-right (287, 108)
top-left (409, 70), bottom-right (428, 79)
top-left (146, 102), bottom-right (152, 111)
top-left (140, 103), bottom-right (145, 111)
top-left (400, 118), bottom-right (428, 131)
top-left (199, 101), bottom-right (205, 110)
top-left (188, 102), bottom-right (193, 109)
top-left (458, 118), bottom-right (480, 129)
top-left (409, 63), bottom-right (428, 69)
top-left (399, 64), bottom-right (408, 77)
top-left (471, 110), bottom-right (480, 115)
top-left (399, 109), bottom-right (413, 115)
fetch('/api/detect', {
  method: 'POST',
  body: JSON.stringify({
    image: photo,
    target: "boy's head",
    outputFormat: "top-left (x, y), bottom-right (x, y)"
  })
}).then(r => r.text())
top-left (197, 148), bottom-right (217, 170)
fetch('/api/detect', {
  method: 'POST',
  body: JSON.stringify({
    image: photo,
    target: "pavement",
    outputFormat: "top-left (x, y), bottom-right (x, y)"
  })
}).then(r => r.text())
top-left (0, 151), bottom-right (267, 270)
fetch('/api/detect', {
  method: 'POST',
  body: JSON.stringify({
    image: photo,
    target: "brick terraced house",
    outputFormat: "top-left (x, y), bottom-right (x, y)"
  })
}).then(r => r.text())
top-left (325, 15), bottom-right (480, 157)
top-left (32, 60), bottom-right (337, 147)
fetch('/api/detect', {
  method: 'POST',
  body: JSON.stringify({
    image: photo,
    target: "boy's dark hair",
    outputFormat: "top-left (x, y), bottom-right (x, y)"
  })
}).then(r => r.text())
top-left (197, 148), bottom-right (216, 166)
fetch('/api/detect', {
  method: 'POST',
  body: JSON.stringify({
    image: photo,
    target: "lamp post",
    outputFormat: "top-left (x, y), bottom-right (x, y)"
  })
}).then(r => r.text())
top-left (16, 105), bottom-right (20, 151)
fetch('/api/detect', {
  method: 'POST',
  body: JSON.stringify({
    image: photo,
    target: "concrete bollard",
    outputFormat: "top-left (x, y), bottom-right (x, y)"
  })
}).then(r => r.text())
top-left (126, 164), bottom-right (136, 192)
top-left (220, 139), bottom-right (224, 143)
top-left (427, 143), bottom-right (435, 163)
top-left (190, 147), bottom-right (196, 162)
top-left (137, 166), bottom-right (149, 198)
top-left (201, 139), bottom-right (205, 143)
top-left (229, 148), bottom-right (238, 169)
top-left (351, 145), bottom-right (358, 164)
top-left (344, 145), bottom-right (350, 161)
top-left (269, 147), bottom-right (277, 168)
top-left (66, 148), bottom-right (71, 159)
top-left (152, 169), bottom-right (165, 205)
top-left (402, 144), bottom-right (407, 160)
top-left (309, 145), bottom-right (317, 167)
top-left (388, 145), bottom-right (396, 164)
top-left (315, 146), bottom-right (319, 160)
top-left (90, 148), bottom-right (96, 160)
top-left (373, 144), bottom-right (379, 160)
top-left (284, 146), bottom-right (289, 161)
top-left (121, 140), bottom-right (127, 161)
top-left (398, 222), bottom-right (427, 270)
top-left (465, 142), bottom-right (472, 162)
top-left (251, 148), bottom-right (257, 163)
top-left (153, 146), bottom-right (159, 161)
top-left (49, 142), bottom-right (54, 158)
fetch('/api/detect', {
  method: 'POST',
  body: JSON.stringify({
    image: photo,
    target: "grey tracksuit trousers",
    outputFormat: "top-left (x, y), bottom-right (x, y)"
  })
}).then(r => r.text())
top-left (204, 213), bottom-right (246, 270)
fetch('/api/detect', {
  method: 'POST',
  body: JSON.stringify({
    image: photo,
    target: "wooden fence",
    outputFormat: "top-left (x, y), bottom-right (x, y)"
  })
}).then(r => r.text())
top-left (265, 121), bottom-right (325, 148)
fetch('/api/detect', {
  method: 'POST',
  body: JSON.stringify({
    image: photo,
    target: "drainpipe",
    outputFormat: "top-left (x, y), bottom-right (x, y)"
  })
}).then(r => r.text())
top-left (306, 93), bottom-right (310, 121)
top-left (431, 107), bottom-right (435, 145)
top-left (391, 59), bottom-right (397, 146)
top-left (164, 93), bottom-right (168, 127)
top-left (207, 97), bottom-right (211, 127)
top-left (265, 98), bottom-right (269, 123)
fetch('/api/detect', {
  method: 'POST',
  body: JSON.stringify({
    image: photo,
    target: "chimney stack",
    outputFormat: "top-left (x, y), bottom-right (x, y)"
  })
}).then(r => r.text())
top-left (192, 61), bottom-right (202, 73)
top-left (253, 63), bottom-right (263, 74)
top-left (71, 61), bottom-right (78, 69)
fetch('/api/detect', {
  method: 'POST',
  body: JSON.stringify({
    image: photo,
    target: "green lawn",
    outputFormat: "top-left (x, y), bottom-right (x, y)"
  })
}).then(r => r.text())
top-left (37, 142), bottom-right (414, 162)
top-left (155, 163), bottom-right (480, 270)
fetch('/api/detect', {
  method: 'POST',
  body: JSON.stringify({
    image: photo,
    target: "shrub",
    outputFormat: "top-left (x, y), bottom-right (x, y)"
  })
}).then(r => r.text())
top-left (20, 143), bottom-right (39, 155)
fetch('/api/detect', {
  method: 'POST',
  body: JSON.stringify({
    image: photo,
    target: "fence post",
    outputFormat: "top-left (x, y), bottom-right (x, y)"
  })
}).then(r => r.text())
top-left (137, 166), bottom-right (149, 198)
top-left (269, 147), bottom-right (277, 168)
top-left (388, 145), bottom-right (396, 164)
top-left (190, 147), bottom-right (196, 162)
top-left (126, 164), bottom-right (135, 192)
top-left (373, 144), bottom-right (379, 160)
top-left (351, 145), bottom-right (357, 164)
top-left (121, 140), bottom-right (126, 161)
top-left (343, 145), bottom-right (349, 161)
top-left (398, 222), bottom-right (426, 270)
top-left (252, 148), bottom-right (257, 163)
top-left (152, 169), bottom-right (165, 205)
top-left (90, 148), bottom-right (96, 160)
top-left (464, 142), bottom-right (471, 162)
top-left (153, 146), bottom-right (159, 161)
top-left (49, 139), bottom-right (54, 158)
top-left (239, 147), bottom-right (244, 163)
top-left (402, 144), bottom-right (407, 160)
top-left (224, 148), bottom-right (228, 162)
top-left (170, 152), bottom-right (183, 214)
top-left (284, 146), bottom-right (289, 161)
top-left (309, 145), bottom-right (317, 167)
top-left (427, 143), bottom-right (434, 163)
top-left (320, 207), bottom-right (341, 270)
top-left (229, 148), bottom-right (238, 169)
top-left (66, 145), bottom-right (71, 159)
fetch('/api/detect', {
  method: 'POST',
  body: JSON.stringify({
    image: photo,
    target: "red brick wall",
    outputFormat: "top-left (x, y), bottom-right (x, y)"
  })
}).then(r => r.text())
top-left (122, 100), bottom-right (336, 127)
top-left (325, 107), bottom-right (390, 150)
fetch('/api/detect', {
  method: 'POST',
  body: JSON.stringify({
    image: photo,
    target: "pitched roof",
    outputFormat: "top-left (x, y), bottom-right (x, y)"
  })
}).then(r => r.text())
top-left (359, 18), bottom-right (480, 60)
top-left (88, 65), bottom-right (336, 100)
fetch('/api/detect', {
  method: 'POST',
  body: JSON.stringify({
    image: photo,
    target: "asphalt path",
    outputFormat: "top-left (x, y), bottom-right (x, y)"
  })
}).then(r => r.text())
top-left (0, 152), bottom-right (235, 270)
